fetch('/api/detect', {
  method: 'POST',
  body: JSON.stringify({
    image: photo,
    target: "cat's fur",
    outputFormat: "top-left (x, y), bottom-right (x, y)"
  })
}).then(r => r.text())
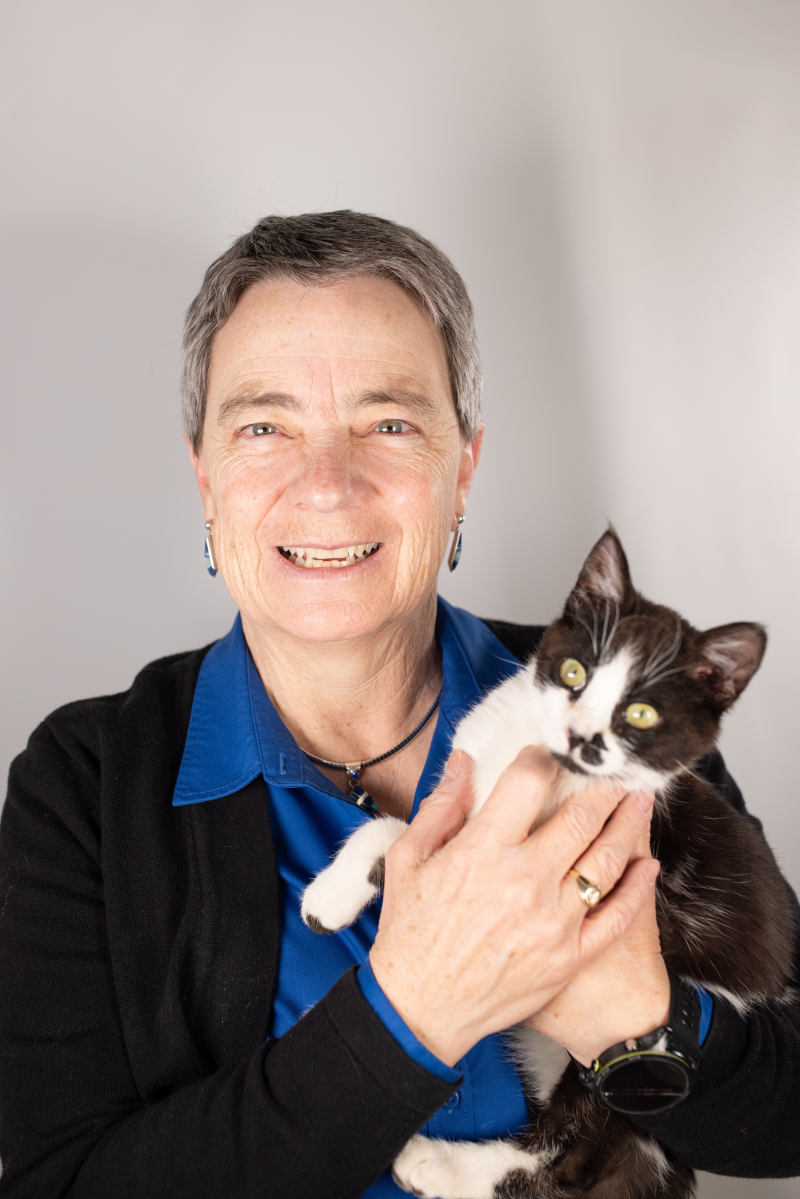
top-left (301, 529), bottom-right (795, 1199)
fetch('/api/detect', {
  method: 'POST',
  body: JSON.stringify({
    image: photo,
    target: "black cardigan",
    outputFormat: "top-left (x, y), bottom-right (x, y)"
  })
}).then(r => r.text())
top-left (0, 623), bottom-right (798, 1197)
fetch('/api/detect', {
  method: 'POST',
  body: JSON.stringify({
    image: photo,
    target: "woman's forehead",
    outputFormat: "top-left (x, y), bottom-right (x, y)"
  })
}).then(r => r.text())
top-left (207, 275), bottom-right (452, 410)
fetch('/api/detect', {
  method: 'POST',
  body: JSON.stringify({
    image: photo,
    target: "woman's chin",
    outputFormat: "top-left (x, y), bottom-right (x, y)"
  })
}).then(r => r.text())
top-left (281, 599), bottom-right (386, 644)
top-left (236, 557), bottom-right (435, 646)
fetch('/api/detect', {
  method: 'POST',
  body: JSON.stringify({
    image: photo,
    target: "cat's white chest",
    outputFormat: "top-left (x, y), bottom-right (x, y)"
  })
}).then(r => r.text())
top-left (452, 668), bottom-right (571, 818)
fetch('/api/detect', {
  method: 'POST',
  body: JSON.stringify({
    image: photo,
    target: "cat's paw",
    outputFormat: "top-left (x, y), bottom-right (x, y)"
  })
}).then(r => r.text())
top-left (301, 816), bottom-right (406, 933)
top-left (392, 1135), bottom-right (542, 1199)
top-left (300, 861), bottom-right (380, 933)
top-left (392, 1136), bottom-right (464, 1198)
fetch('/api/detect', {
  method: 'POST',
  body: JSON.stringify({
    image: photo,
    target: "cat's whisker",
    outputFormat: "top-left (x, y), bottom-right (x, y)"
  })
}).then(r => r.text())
top-left (642, 615), bottom-right (683, 682)
top-left (601, 600), bottom-right (611, 658)
top-left (644, 663), bottom-right (689, 688)
top-left (570, 607), bottom-right (599, 658)
top-left (596, 598), bottom-right (622, 662)
top-left (490, 652), bottom-right (526, 668)
top-left (642, 623), bottom-right (678, 678)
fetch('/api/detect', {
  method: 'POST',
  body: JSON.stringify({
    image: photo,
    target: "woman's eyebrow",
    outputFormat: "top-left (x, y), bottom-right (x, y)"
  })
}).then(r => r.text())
top-left (217, 392), bottom-right (300, 423)
top-left (352, 389), bottom-right (437, 416)
top-left (217, 388), bottom-right (438, 424)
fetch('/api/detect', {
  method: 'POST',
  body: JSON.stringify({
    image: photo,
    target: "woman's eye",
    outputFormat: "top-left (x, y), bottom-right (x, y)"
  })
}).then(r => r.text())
top-left (251, 423), bottom-right (278, 436)
top-left (625, 702), bottom-right (659, 729)
top-left (375, 419), bottom-right (409, 434)
top-left (559, 659), bottom-right (587, 690)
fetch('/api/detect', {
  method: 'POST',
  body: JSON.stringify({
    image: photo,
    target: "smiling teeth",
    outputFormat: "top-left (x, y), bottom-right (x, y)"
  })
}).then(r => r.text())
top-left (279, 542), bottom-right (381, 568)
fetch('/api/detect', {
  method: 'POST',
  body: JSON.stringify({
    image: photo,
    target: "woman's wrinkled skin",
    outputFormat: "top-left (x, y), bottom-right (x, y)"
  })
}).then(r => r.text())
top-left (188, 275), bottom-right (668, 1067)
top-left (190, 275), bottom-right (478, 819)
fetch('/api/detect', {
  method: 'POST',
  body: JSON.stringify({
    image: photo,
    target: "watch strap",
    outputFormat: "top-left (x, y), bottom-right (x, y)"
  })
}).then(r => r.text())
top-left (576, 970), bottom-right (702, 1090)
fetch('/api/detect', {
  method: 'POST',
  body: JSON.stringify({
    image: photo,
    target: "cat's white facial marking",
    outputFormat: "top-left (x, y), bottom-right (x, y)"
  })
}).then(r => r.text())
top-left (538, 647), bottom-right (637, 777)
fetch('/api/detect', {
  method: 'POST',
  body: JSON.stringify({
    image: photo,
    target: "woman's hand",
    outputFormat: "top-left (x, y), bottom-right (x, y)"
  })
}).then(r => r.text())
top-left (525, 813), bottom-right (670, 1066)
top-left (369, 748), bottom-right (660, 1067)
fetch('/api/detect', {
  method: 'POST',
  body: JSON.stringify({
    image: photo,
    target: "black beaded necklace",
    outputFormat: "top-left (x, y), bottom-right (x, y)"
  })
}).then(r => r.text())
top-left (302, 686), bottom-right (443, 818)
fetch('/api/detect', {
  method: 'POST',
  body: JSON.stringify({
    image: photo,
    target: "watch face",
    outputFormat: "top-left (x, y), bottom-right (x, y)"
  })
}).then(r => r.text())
top-left (598, 1055), bottom-right (691, 1115)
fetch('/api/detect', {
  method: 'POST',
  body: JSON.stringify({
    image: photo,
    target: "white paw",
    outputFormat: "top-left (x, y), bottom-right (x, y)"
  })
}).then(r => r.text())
top-left (392, 1134), bottom-right (543, 1199)
top-left (300, 816), bottom-right (407, 933)
top-left (392, 1135), bottom-right (467, 1199)
top-left (301, 861), bottom-right (380, 933)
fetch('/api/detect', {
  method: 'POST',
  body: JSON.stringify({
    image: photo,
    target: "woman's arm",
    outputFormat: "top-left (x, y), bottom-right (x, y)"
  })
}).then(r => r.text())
top-left (635, 751), bottom-right (800, 1177)
top-left (526, 750), bottom-right (800, 1178)
top-left (0, 720), bottom-right (455, 1199)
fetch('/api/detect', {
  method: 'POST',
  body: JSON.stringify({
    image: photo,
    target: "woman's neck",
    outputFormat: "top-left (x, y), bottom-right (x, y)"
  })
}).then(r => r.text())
top-left (240, 593), bottom-right (443, 819)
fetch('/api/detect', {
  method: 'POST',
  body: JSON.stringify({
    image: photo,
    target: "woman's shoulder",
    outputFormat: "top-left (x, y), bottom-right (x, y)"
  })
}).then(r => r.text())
top-left (478, 617), bottom-right (547, 664)
top-left (8, 642), bottom-right (217, 812)
top-left (46, 642), bottom-right (213, 741)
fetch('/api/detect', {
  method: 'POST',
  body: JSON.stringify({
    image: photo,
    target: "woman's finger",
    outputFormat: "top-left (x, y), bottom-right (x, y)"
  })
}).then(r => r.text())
top-left (470, 745), bottom-right (558, 846)
top-left (577, 856), bottom-right (661, 961)
top-left (561, 790), bottom-right (654, 909)
top-left (529, 779), bottom-right (629, 876)
top-left (401, 750), bottom-right (474, 865)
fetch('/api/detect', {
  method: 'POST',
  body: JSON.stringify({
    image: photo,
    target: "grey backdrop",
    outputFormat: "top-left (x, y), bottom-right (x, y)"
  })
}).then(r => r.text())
top-left (2, 2), bottom-right (799, 1193)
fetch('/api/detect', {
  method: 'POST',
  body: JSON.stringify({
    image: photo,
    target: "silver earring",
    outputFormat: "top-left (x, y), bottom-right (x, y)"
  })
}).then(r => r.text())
top-left (448, 515), bottom-right (465, 572)
top-left (204, 521), bottom-right (218, 577)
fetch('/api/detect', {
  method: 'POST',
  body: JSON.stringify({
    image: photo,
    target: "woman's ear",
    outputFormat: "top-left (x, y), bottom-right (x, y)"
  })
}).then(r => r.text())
top-left (185, 433), bottom-right (215, 523)
top-left (454, 423), bottom-right (484, 516)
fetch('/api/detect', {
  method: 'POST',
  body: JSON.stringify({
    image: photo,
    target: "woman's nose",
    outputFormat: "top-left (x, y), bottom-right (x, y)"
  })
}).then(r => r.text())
top-left (291, 444), bottom-right (360, 514)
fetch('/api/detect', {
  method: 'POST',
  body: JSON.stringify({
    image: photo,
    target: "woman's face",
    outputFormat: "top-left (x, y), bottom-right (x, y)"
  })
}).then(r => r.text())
top-left (191, 275), bottom-right (481, 644)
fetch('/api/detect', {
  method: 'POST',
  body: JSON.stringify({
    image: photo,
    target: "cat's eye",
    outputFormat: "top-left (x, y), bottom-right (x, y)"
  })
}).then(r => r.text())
top-left (625, 702), bottom-right (659, 729)
top-left (559, 659), bottom-right (587, 690)
top-left (251, 423), bottom-right (277, 436)
top-left (376, 419), bottom-right (409, 434)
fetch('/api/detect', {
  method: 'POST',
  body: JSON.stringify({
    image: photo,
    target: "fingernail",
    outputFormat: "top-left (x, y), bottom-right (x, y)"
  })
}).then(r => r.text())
top-left (645, 860), bottom-right (661, 886)
top-left (634, 791), bottom-right (654, 816)
top-left (445, 750), bottom-right (463, 780)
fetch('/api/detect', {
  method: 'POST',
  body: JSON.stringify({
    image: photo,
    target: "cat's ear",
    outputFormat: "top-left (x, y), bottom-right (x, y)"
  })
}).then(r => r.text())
top-left (568, 528), bottom-right (634, 612)
top-left (691, 623), bottom-right (767, 706)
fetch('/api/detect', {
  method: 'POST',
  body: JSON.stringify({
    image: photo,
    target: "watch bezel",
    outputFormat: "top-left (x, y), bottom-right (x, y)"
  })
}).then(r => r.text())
top-left (593, 1048), bottom-right (693, 1115)
top-left (576, 972), bottom-right (703, 1115)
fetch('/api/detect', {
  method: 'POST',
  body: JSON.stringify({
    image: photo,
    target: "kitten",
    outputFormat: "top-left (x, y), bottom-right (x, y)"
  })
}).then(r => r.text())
top-left (301, 529), bottom-right (795, 1199)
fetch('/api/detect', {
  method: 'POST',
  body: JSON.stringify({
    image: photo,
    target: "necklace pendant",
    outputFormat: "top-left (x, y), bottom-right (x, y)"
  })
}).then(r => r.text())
top-left (349, 783), bottom-right (380, 819)
top-left (346, 764), bottom-right (379, 818)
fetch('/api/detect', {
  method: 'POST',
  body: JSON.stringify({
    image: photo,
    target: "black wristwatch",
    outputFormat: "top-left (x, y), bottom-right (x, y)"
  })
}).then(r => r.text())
top-left (575, 971), bottom-right (703, 1115)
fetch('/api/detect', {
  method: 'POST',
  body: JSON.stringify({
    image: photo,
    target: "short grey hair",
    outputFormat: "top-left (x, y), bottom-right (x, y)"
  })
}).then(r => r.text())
top-left (181, 210), bottom-right (482, 450)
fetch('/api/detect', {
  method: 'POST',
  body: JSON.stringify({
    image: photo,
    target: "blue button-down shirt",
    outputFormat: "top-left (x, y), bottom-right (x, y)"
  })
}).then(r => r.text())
top-left (173, 597), bottom-right (531, 1197)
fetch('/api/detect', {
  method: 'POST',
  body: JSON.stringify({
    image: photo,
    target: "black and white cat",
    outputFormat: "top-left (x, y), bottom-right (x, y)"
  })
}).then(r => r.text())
top-left (301, 529), bottom-right (795, 1199)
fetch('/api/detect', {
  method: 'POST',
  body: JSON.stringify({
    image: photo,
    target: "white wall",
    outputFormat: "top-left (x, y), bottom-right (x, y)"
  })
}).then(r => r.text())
top-left (2, 2), bottom-right (799, 1192)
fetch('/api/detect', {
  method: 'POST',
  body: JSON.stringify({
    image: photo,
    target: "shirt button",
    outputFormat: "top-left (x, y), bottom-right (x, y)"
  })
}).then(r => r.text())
top-left (444, 1090), bottom-right (461, 1110)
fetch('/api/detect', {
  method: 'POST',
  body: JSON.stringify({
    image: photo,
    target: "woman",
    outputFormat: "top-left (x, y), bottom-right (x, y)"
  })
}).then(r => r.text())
top-left (0, 211), bottom-right (797, 1198)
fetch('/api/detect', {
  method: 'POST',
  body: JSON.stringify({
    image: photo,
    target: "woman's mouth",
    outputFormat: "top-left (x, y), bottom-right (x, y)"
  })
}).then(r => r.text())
top-left (277, 542), bottom-right (382, 569)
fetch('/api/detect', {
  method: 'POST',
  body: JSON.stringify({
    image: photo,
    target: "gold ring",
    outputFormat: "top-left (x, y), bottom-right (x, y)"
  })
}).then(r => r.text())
top-left (568, 869), bottom-right (602, 907)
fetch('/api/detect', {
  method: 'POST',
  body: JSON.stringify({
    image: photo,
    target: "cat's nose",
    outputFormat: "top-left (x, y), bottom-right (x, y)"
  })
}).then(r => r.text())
top-left (568, 730), bottom-right (606, 767)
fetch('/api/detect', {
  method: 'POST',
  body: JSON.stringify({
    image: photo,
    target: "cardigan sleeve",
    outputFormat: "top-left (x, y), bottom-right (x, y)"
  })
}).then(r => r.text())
top-left (632, 750), bottom-right (800, 1177)
top-left (0, 719), bottom-right (456, 1199)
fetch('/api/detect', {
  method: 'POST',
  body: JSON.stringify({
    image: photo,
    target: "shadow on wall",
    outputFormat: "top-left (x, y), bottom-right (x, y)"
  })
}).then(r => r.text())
top-left (438, 141), bottom-right (607, 624)
top-left (0, 224), bottom-right (238, 786)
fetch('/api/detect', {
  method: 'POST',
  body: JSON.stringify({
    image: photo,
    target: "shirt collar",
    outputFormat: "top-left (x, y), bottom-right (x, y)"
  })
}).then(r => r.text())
top-left (172, 599), bottom-right (522, 807)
